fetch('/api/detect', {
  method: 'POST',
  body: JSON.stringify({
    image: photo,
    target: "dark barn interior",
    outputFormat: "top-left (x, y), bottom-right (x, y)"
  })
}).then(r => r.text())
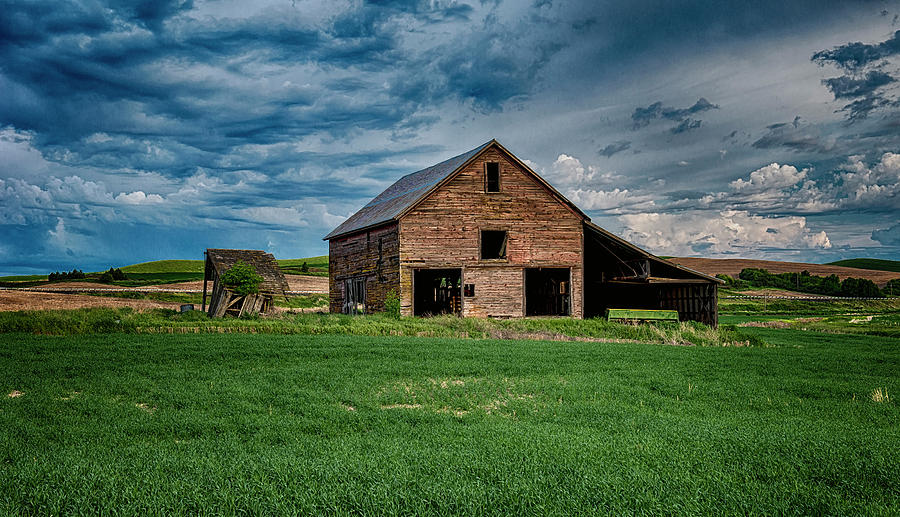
top-left (525, 268), bottom-right (571, 316)
top-left (414, 269), bottom-right (462, 316)
top-left (583, 222), bottom-right (720, 326)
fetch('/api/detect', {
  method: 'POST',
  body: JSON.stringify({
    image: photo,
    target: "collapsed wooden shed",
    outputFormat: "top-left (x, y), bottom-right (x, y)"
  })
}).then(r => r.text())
top-left (202, 249), bottom-right (289, 317)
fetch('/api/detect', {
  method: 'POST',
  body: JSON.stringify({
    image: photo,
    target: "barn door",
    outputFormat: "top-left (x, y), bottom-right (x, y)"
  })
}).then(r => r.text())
top-left (525, 268), bottom-right (571, 316)
top-left (343, 277), bottom-right (367, 315)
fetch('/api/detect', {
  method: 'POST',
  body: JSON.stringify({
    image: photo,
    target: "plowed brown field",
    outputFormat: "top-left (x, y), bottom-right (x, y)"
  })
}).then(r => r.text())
top-left (670, 257), bottom-right (900, 286)
top-left (0, 276), bottom-right (328, 312)
top-left (0, 291), bottom-right (181, 312)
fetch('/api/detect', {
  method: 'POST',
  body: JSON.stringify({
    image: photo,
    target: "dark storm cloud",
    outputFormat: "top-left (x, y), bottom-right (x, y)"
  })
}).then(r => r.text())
top-left (670, 118), bottom-right (702, 134)
top-left (839, 95), bottom-right (898, 122)
top-left (388, 23), bottom-right (566, 113)
top-left (872, 223), bottom-right (900, 245)
top-left (752, 116), bottom-right (835, 152)
top-left (0, 0), bottom-right (558, 181)
top-left (598, 140), bottom-right (631, 158)
top-left (822, 70), bottom-right (895, 99)
top-left (813, 30), bottom-right (900, 121)
top-left (812, 30), bottom-right (900, 72)
top-left (631, 98), bottom-right (718, 132)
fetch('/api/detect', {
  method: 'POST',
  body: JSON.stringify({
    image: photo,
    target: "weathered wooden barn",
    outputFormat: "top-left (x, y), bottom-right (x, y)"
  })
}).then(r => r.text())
top-left (324, 140), bottom-right (721, 325)
top-left (202, 249), bottom-right (289, 317)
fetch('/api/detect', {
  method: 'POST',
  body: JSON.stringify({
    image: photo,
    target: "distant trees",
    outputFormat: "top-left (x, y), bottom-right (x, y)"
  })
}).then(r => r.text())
top-left (48, 267), bottom-right (129, 283)
top-left (737, 268), bottom-right (885, 297)
top-left (48, 269), bottom-right (86, 281)
top-left (99, 268), bottom-right (127, 283)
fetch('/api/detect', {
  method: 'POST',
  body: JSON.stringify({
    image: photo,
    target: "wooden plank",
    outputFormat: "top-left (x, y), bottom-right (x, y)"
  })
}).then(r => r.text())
top-left (606, 308), bottom-right (679, 321)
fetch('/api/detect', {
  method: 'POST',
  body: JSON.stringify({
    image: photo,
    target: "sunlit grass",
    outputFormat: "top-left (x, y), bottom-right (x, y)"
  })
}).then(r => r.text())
top-left (0, 329), bottom-right (897, 514)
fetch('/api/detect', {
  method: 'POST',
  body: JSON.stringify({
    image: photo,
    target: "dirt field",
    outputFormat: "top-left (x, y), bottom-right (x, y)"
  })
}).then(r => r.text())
top-left (33, 276), bottom-right (328, 293)
top-left (0, 276), bottom-right (329, 312)
top-left (0, 291), bottom-right (182, 312)
top-left (671, 257), bottom-right (900, 286)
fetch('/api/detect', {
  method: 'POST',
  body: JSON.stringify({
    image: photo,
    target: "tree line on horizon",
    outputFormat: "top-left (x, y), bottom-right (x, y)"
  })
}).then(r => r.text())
top-left (716, 268), bottom-right (898, 298)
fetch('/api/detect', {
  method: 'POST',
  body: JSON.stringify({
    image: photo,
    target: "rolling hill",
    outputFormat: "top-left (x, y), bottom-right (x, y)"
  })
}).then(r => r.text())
top-left (826, 258), bottom-right (900, 273)
top-left (670, 257), bottom-right (900, 286)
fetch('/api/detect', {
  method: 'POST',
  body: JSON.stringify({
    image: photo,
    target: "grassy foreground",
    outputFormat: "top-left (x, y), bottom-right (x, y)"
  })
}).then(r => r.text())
top-left (0, 329), bottom-right (897, 514)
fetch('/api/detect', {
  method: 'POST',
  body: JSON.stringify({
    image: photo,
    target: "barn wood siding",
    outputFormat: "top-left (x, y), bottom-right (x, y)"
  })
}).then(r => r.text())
top-left (399, 147), bottom-right (584, 318)
top-left (329, 222), bottom-right (400, 314)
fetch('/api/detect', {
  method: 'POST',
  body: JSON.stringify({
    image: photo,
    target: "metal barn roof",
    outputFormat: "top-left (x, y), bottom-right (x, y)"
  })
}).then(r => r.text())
top-left (323, 141), bottom-right (494, 240)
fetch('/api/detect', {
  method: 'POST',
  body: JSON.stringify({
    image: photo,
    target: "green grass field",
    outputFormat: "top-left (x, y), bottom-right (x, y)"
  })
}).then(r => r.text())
top-left (277, 255), bottom-right (329, 276)
top-left (827, 258), bottom-right (900, 273)
top-left (120, 259), bottom-right (204, 274)
top-left (0, 327), bottom-right (897, 514)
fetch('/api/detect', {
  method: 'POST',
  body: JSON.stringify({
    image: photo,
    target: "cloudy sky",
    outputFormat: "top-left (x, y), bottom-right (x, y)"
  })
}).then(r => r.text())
top-left (2, 0), bottom-right (900, 275)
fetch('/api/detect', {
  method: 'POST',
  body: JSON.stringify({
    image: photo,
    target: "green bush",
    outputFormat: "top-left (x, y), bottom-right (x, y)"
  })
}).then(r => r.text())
top-left (384, 289), bottom-right (401, 318)
top-left (220, 260), bottom-right (263, 296)
top-left (716, 274), bottom-right (747, 288)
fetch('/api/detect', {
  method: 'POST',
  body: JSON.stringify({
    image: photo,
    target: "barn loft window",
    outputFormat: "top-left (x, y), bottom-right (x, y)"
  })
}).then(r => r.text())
top-left (485, 162), bottom-right (500, 192)
top-left (480, 230), bottom-right (507, 260)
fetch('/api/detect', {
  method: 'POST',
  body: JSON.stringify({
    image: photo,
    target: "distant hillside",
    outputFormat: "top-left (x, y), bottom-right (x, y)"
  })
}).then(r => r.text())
top-left (118, 256), bottom-right (329, 277)
top-left (670, 257), bottom-right (900, 287)
top-left (278, 256), bottom-right (328, 277)
top-left (121, 260), bottom-right (204, 273)
top-left (826, 258), bottom-right (900, 274)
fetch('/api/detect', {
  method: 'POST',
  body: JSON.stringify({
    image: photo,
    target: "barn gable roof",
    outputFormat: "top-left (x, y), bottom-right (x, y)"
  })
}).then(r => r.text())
top-left (324, 139), bottom-right (587, 240)
top-left (205, 248), bottom-right (290, 296)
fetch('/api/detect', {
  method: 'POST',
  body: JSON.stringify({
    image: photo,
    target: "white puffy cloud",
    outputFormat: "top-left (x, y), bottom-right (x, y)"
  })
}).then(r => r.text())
top-left (0, 177), bottom-right (54, 224)
top-left (114, 191), bottom-right (165, 204)
top-left (551, 154), bottom-right (596, 185)
top-left (0, 126), bottom-right (49, 179)
top-left (46, 176), bottom-right (115, 205)
top-left (837, 152), bottom-right (900, 208)
top-left (687, 153), bottom-right (900, 214)
top-left (566, 188), bottom-right (655, 213)
top-left (618, 210), bottom-right (831, 256)
top-left (47, 218), bottom-right (79, 254)
top-left (547, 154), bottom-right (622, 187)
top-left (729, 163), bottom-right (808, 192)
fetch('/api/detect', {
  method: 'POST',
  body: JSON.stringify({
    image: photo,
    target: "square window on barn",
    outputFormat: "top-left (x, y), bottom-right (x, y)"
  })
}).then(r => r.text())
top-left (485, 162), bottom-right (500, 192)
top-left (480, 230), bottom-right (507, 260)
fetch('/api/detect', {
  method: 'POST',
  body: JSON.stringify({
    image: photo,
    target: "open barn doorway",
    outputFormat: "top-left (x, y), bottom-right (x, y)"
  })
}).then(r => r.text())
top-left (525, 268), bottom-right (570, 316)
top-left (414, 269), bottom-right (462, 316)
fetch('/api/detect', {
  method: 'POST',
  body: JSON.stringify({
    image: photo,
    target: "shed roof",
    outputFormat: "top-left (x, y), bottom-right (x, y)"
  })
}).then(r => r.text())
top-left (205, 249), bottom-right (290, 296)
